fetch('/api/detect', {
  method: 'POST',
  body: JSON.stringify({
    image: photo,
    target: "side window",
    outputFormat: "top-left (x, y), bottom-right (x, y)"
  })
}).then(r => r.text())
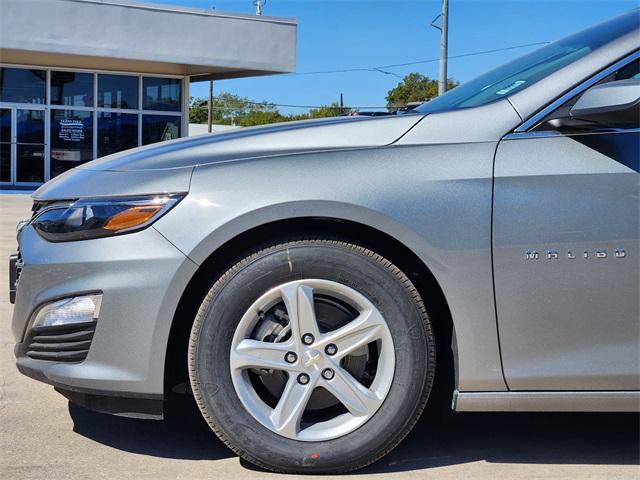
top-left (532, 58), bottom-right (640, 133)
top-left (615, 59), bottom-right (640, 80)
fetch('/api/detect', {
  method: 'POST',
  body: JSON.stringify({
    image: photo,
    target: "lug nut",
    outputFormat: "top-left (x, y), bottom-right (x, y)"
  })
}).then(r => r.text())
top-left (325, 344), bottom-right (337, 356)
top-left (285, 352), bottom-right (297, 364)
top-left (321, 368), bottom-right (335, 380)
top-left (302, 333), bottom-right (315, 345)
top-left (297, 373), bottom-right (310, 385)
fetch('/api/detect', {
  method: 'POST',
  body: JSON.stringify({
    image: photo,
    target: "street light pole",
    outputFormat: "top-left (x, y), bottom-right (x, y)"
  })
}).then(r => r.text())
top-left (438, 0), bottom-right (449, 96)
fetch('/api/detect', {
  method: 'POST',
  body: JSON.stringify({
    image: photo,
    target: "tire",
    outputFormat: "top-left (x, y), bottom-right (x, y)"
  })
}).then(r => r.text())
top-left (188, 239), bottom-right (435, 473)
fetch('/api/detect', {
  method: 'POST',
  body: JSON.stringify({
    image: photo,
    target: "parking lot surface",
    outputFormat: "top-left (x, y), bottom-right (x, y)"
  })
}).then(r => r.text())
top-left (1, 193), bottom-right (638, 480)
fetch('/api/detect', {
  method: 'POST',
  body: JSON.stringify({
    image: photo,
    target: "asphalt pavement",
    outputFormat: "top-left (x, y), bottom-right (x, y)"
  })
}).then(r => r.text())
top-left (1, 192), bottom-right (638, 480)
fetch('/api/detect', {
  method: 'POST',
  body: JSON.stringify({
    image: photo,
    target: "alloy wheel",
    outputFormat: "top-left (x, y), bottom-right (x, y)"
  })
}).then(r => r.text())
top-left (229, 279), bottom-right (395, 442)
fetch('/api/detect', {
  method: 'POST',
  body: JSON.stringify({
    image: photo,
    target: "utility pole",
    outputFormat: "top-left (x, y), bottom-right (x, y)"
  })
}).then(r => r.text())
top-left (438, 0), bottom-right (449, 96)
top-left (339, 93), bottom-right (344, 115)
top-left (255, 0), bottom-right (265, 15)
top-left (207, 80), bottom-right (214, 133)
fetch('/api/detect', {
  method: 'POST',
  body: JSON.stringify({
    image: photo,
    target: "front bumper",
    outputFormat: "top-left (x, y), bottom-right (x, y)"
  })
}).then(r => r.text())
top-left (16, 360), bottom-right (164, 419)
top-left (12, 224), bottom-right (198, 403)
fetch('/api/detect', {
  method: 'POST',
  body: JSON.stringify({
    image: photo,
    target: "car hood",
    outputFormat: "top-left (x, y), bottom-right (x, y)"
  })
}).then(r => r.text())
top-left (78, 114), bottom-right (425, 172)
top-left (33, 114), bottom-right (424, 200)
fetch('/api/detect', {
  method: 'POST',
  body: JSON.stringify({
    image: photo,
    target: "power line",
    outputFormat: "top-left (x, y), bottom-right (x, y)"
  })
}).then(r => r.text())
top-left (189, 40), bottom-right (552, 111)
top-left (190, 102), bottom-right (396, 110)
top-left (290, 41), bottom-right (549, 76)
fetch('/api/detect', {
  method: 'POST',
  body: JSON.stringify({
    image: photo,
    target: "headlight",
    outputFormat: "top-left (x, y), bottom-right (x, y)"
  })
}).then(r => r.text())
top-left (31, 193), bottom-right (184, 242)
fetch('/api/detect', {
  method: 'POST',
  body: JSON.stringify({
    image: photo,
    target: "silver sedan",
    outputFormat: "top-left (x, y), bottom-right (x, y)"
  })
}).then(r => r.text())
top-left (10, 9), bottom-right (640, 474)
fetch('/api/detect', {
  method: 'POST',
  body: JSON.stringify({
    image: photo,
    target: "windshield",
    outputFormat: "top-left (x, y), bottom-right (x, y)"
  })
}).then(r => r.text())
top-left (416, 10), bottom-right (639, 114)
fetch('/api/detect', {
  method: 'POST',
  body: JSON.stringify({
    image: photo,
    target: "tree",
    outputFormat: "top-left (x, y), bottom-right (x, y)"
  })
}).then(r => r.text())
top-left (188, 96), bottom-right (209, 124)
top-left (307, 102), bottom-right (352, 118)
top-left (385, 73), bottom-right (458, 110)
top-left (190, 95), bottom-right (355, 127)
top-left (235, 110), bottom-right (286, 127)
top-left (189, 93), bottom-right (279, 125)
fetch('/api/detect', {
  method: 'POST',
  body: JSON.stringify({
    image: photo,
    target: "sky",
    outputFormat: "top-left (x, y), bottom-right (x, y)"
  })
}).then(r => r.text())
top-left (142, 0), bottom-right (638, 113)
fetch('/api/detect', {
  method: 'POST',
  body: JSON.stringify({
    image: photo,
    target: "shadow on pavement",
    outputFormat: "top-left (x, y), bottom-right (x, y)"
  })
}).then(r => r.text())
top-left (70, 398), bottom-right (639, 471)
top-left (69, 398), bottom-right (233, 461)
top-left (360, 411), bottom-right (640, 474)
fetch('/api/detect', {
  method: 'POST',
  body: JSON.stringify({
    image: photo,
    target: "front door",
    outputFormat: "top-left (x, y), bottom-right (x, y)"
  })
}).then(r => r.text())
top-left (0, 106), bottom-right (46, 187)
top-left (493, 57), bottom-right (639, 391)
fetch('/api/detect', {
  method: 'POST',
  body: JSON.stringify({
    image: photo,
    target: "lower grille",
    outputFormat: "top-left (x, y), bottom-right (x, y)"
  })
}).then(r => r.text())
top-left (9, 253), bottom-right (21, 304)
top-left (26, 321), bottom-right (96, 362)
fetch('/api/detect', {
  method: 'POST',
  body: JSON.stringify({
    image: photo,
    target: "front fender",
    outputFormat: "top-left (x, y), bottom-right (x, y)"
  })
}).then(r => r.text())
top-left (153, 145), bottom-right (507, 392)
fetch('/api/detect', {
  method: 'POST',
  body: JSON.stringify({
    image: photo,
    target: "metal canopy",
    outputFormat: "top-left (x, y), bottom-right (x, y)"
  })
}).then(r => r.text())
top-left (0, 0), bottom-right (297, 79)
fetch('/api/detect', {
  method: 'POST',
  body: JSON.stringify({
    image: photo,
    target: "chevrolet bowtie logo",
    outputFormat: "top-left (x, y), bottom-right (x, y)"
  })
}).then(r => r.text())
top-left (304, 352), bottom-right (321, 369)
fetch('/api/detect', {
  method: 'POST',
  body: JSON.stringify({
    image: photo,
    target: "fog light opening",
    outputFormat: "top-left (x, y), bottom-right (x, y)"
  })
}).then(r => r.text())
top-left (32, 294), bottom-right (102, 329)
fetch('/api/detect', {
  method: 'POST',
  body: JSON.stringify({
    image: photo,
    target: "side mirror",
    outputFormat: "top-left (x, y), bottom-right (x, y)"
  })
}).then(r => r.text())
top-left (570, 78), bottom-right (640, 128)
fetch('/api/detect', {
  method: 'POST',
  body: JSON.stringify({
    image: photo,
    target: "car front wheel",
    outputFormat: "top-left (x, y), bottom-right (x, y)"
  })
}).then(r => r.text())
top-left (188, 239), bottom-right (435, 473)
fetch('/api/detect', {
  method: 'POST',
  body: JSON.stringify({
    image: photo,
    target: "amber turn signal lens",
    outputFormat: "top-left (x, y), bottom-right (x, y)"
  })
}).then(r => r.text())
top-left (103, 205), bottom-right (163, 231)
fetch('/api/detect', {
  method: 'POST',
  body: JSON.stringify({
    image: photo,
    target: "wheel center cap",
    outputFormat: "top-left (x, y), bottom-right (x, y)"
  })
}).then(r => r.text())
top-left (303, 350), bottom-right (322, 370)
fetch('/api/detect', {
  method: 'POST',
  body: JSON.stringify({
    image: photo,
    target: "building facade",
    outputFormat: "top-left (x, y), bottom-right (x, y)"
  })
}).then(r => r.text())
top-left (0, 0), bottom-right (297, 188)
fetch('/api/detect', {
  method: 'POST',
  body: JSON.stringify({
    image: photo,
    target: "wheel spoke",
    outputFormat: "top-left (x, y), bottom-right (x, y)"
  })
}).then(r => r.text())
top-left (230, 339), bottom-right (295, 371)
top-left (270, 375), bottom-right (316, 437)
top-left (324, 366), bottom-right (382, 417)
top-left (320, 309), bottom-right (385, 359)
top-left (279, 283), bottom-right (320, 345)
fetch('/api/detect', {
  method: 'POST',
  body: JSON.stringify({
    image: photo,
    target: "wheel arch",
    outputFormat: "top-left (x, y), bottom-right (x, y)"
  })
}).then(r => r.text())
top-left (164, 215), bottom-right (457, 409)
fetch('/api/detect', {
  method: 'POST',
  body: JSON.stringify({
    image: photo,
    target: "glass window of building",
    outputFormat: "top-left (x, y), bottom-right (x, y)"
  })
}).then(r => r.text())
top-left (51, 71), bottom-right (94, 107)
top-left (142, 115), bottom-right (181, 145)
top-left (143, 77), bottom-right (181, 111)
top-left (97, 74), bottom-right (138, 109)
top-left (17, 109), bottom-right (45, 144)
top-left (0, 108), bottom-right (10, 143)
top-left (0, 108), bottom-right (11, 182)
top-left (98, 112), bottom-right (138, 158)
top-left (0, 68), bottom-right (46, 104)
top-left (16, 109), bottom-right (45, 183)
top-left (50, 110), bottom-right (93, 178)
top-left (0, 68), bottom-right (183, 187)
top-left (0, 143), bottom-right (9, 183)
top-left (16, 143), bottom-right (45, 183)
